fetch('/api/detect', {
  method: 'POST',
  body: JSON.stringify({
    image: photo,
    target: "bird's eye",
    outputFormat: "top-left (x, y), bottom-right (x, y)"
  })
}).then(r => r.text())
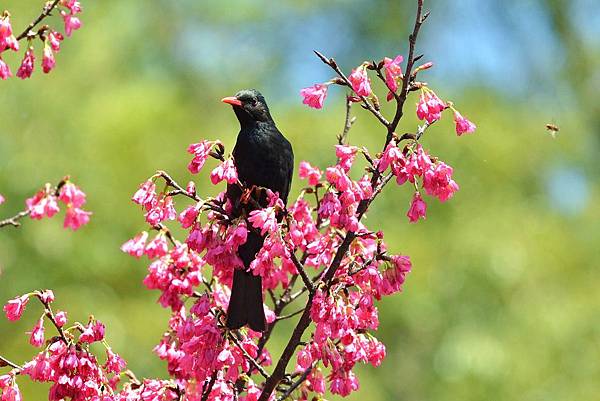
top-left (251, 98), bottom-right (258, 106)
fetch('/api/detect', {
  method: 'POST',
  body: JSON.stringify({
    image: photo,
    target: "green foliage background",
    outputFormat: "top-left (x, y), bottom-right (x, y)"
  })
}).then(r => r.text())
top-left (1, 1), bottom-right (598, 400)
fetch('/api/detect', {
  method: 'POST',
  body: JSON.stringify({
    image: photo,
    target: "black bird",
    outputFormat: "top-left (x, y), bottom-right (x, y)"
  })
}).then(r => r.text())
top-left (222, 89), bottom-right (294, 332)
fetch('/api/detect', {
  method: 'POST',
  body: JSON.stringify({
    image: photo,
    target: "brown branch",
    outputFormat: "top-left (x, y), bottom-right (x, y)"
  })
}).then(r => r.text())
top-left (277, 366), bottom-right (313, 401)
top-left (0, 178), bottom-right (67, 230)
top-left (387, 0), bottom-right (428, 141)
top-left (15, 0), bottom-right (62, 41)
top-left (228, 332), bottom-right (269, 379)
top-left (0, 210), bottom-right (31, 228)
top-left (337, 96), bottom-right (356, 145)
top-left (0, 355), bottom-right (22, 370)
top-left (201, 370), bottom-right (218, 401)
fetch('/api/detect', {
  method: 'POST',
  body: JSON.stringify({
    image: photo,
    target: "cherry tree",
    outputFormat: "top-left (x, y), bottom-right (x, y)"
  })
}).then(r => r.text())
top-left (1, 1), bottom-right (476, 400)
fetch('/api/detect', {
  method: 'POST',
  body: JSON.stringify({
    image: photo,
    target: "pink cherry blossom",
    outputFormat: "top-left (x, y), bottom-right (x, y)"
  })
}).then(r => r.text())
top-left (121, 231), bottom-right (149, 258)
top-left (210, 158), bottom-right (238, 185)
top-left (79, 321), bottom-right (105, 343)
top-left (145, 234), bottom-right (169, 259)
top-left (26, 190), bottom-right (60, 220)
top-left (378, 140), bottom-right (404, 173)
top-left (423, 161), bottom-right (459, 202)
top-left (59, 182), bottom-right (87, 208)
top-left (0, 193), bottom-right (4, 204)
top-left (0, 14), bottom-right (19, 52)
top-left (187, 140), bottom-right (214, 174)
top-left (186, 181), bottom-right (196, 196)
top-left (104, 349), bottom-right (126, 374)
top-left (39, 290), bottom-right (55, 304)
top-left (453, 110), bottom-right (476, 135)
top-left (300, 84), bottom-right (328, 109)
top-left (42, 45), bottom-right (56, 74)
top-left (47, 31), bottom-right (63, 52)
top-left (29, 317), bottom-right (45, 347)
top-left (63, 206), bottom-right (91, 230)
top-left (54, 311), bottom-right (67, 327)
top-left (16, 47), bottom-right (35, 79)
top-left (348, 66), bottom-right (372, 97)
top-left (382, 255), bottom-right (412, 295)
top-left (298, 161), bottom-right (322, 186)
top-left (61, 11), bottom-right (82, 37)
top-left (416, 90), bottom-right (446, 123)
top-left (248, 207), bottom-right (278, 236)
top-left (0, 57), bottom-right (11, 80)
top-left (145, 195), bottom-right (177, 225)
top-left (132, 180), bottom-right (157, 209)
top-left (3, 295), bottom-right (29, 321)
top-left (383, 55), bottom-right (403, 96)
top-left (407, 192), bottom-right (427, 223)
top-left (335, 145), bottom-right (358, 171)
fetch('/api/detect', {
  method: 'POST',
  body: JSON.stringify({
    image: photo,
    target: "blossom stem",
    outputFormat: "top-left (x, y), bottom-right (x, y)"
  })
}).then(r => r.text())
top-left (0, 355), bottom-right (22, 370)
top-left (15, 0), bottom-right (62, 41)
top-left (228, 332), bottom-right (269, 379)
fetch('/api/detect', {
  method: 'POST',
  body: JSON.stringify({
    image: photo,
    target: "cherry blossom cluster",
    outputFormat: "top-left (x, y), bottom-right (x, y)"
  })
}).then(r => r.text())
top-left (0, 0), bottom-right (83, 80)
top-left (0, 178), bottom-right (91, 230)
top-left (1, 291), bottom-right (185, 401)
top-left (301, 56), bottom-right (476, 136)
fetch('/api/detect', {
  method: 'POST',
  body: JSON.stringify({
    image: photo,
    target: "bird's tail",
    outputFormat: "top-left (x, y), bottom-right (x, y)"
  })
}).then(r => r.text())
top-left (226, 231), bottom-right (266, 332)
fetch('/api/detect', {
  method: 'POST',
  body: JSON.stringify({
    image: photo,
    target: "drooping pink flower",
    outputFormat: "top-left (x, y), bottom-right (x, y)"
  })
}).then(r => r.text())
top-left (63, 206), bottom-right (91, 230)
top-left (54, 310), bottom-right (67, 327)
top-left (0, 14), bottom-right (19, 52)
top-left (416, 90), bottom-right (446, 123)
top-left (22, 352), bottom-right (52, 382)
top-left (42, 45), bottom-right (56, 73)
top-left (0, 57), bottom-right (11, 80)
top-left (58, 182), bottom-right (87, 208)
top-left (383, 55), bottom-right (403, 95)
top-left (16, 47), bottom-right (35, 79)
top-left (121, 231), bottom-right (149, 258)
top-left (29, 317), bottom-right (45, 347)
top-left (61, 11), bottom-right (82, 37)
top-left (335, 145), bottom-right (358, 171)
top-left (132, 180), bottom-right (157, 209)
top-left (300, 84), bottom-right (328, 109)
top-left (0, 378), bottom-right (21, 401)
top-left (248, 207), bottom-right (278, 235)
top-left (145, 234), bottom-right (169, 259)
top-left (423, 161), bottom-right (459, 202)
top-left (0, 193), bottom-right (4, 204)
top-left (187, 140), bottom-right (214, 174)
top-left (104, 349), bottom-right (126, 374)
top-left (382, 255), bottom-right (412, 295)
top-left (145, 195), bottom-right (177, 225)
top-left (26, 190), bottom-right (60, 220)
top-left (3, 295), bottom-right (29, 321)
top-left (79, 321), bottom-right (105, 343)
top-left (407, 192), bottom-right (427, 223)
top-left (378, 140), bottom-right (404, 173)
top-left (453, 110), bottom-right (476, 135)
top-left (348, 66), bottom-right (371, 97)
top-left (210, 158), bottom-right (238, 185)
top-left (298, 161), bottom-right (322, 186)
top-left (39, 290), bottom-right (55, 304)
top-left (47, 31), bottom-right (63, 51)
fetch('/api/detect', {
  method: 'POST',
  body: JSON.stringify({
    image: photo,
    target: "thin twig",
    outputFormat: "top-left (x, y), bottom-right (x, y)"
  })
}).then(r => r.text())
top-left (15, 0), bottom-right (62, 41)
top-left (0, 210), bottom-right (31, 228)
top-left (277, 366), bottom-right (313, 401)
top-left (228, 332), bottom-right (269, 379)
top-left (337, 96), bottom-right (356, 145)
top-left (0, 355), bottom-right (22, 370)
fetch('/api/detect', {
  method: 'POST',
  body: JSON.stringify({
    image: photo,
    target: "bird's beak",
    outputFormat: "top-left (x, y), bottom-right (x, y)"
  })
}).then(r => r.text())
top-left (221, 96), bottom-right (242, 106)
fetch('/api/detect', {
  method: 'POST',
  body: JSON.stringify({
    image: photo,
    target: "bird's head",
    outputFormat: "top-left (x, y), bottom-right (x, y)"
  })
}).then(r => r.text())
top-left (222, 89), bottom-right (272, 125)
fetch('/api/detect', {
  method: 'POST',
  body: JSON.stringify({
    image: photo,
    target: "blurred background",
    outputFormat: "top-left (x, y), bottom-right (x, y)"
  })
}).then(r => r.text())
top-left (1, 0), bottom-right (599, 400)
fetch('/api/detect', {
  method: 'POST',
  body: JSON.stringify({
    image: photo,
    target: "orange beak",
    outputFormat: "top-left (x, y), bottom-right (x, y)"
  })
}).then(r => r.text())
top-left (221, 96), bottom-right (242, 106)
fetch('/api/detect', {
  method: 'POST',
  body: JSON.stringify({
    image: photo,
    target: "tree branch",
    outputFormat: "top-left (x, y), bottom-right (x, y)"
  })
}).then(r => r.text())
top-left (15, 0), bottom-right (62, 41)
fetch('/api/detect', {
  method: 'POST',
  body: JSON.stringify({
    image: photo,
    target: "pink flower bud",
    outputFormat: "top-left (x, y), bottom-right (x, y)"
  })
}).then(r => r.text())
top-left (348, 66), bottom-right (371, 97)
top-left (54, 310), bottom-right (67, 327)
top-left (29, 317), bottom-right (45, 347)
